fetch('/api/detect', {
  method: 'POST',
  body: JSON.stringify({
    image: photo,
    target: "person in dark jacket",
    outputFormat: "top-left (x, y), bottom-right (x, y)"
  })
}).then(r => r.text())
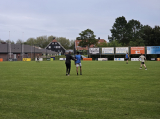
top-left (65, 51), bottom-right (75, 76)
top-left (37, 54), bottom-right (40, 62)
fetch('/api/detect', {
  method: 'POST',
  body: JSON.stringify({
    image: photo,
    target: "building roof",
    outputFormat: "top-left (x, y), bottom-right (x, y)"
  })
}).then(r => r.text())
top-left (0, 44), bottom-right (57, 54)
top-left (45, 41), bottom-right (66, 51)
top-left (98, 39), bottom-right (107, 43)
top-left (52, 39), bottom-right (58, 42)
top-left (75, 39), bottom-right (107, 50)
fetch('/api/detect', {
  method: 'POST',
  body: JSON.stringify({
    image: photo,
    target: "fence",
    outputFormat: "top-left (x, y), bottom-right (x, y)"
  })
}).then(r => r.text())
top-left (88, 46), bottom-right (160, 60)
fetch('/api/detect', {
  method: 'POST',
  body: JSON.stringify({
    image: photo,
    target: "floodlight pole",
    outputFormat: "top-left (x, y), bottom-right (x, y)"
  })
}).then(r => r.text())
top-left (31, 43), bottom-right (32, 61)
top-left (7, 43), bottom-right (8, 60)
top-left (22, 32), bottom-right (24, 60)
top-left (34, 44), bottom-right (35, 60)
top-left (58, 51), bottom-right (59, 60)
top-left (9, 31), bottom-right (11, 59)
top-left (88, 44), bottom-right (89, 58)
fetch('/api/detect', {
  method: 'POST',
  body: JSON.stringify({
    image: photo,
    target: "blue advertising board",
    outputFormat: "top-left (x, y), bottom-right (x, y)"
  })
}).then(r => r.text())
top-left (147, 46), bottom-right (160, 54)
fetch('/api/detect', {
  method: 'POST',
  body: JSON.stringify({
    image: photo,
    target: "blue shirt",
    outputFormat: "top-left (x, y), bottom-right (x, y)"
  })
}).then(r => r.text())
top-left (126, 54), bottom-right (129, 58)
top-left (75, 55), bottom-right (81, 64)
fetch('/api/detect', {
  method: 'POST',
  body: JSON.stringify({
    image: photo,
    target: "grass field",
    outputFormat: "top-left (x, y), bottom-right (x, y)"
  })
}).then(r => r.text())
top-left (0, 61), bottom-right (160, 119)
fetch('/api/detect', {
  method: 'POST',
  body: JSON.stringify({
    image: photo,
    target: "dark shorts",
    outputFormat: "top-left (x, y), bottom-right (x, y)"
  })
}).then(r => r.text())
top-left (37, 58), bottom-right (39, 60)
top-left (125, 58), bottom-right (129, 60)
top-left (141, 62), bottom-right (144, 64)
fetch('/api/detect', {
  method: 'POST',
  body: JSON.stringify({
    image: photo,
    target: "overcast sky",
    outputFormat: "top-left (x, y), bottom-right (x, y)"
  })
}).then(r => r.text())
top-left (0, 0), bottom-right (160, 42)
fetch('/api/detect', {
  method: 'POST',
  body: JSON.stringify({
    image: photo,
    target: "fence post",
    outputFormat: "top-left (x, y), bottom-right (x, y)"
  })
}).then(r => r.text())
top-left (21, 43), bottom-right (22, 61)
top-left (46, 49), bottom-right (47, 59)
top-left (129, 46), bottom-right (130, 60)
top-left (100, 47), bottom-right (101, 58)
top-left (34, 44), bottom-right (35, 60)
top-left (145, 46), bottom-right (146, 58)
top-left (114, 47), bottom-right (115, 59)
top-left (7, 43), bottom-right (8, 61)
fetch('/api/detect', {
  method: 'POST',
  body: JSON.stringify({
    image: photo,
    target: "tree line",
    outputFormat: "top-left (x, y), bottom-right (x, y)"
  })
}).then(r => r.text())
top-left (108, 16), bottom-right (160, 46)
top-left (0, 35), bottom-right (75, 49)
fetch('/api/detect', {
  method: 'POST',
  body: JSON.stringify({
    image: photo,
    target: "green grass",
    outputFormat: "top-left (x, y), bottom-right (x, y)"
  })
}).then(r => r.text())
top-left (0, 61), bottom-right (160, 119)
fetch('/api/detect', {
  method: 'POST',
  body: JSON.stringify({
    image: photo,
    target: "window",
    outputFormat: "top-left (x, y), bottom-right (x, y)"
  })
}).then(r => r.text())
top-left (48, 46), bottom-right (51, 48)
top-left (54, 46), bottom-right (60, 48)
top-left (56, 46), bottom-right (60, 48)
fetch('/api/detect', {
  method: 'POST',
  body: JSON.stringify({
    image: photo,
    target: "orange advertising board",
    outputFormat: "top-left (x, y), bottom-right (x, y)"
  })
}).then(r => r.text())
top-left (0, 58), bottom-right (3, 62)
top-left (83, 58), bottom-right (92, 61)
top-left (157, 58), bottom-right (160, 61)
top-left (131, 47), bottom-right (145, 54)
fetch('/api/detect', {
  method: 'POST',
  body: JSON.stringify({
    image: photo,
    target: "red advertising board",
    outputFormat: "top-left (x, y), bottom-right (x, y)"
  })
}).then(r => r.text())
top-left (131, 47), bottom-right (145, 54)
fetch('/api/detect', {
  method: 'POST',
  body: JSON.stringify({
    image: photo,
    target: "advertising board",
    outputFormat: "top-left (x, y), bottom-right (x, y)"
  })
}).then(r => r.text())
top-left (147, 46), bottom-right (160, 54)
top-left (98, 58), bottom-right (108, 61)
top-left (50, 58), bottom-right (53, 61)
top-left (0, 58), bottom-right (3, 62)
top-left (59, 58), bottom-right (66, 61)
top-left (116, 47), bottom-right (129, 54)
top-left (131, 58), bottom-right (140, 61)
top-left (83, 58), bottom-right (92, 61)
top-left (46, 58), bottom-right (50, 61)
top-left (114, 58), bottom-right (124, 61)
top-left (89, 48), bottom-right (100, 55)
top-left (35, 58), bottom-right (43, 61)
top-left (157, 58), bottom-right (160, 61)
top-left (23, 58), bottom-right (31, 61)
top-left (102, 47), bottom-right (114, 54)
top-left (151, 58), bottom-right (155, 61)
top-left (131, 47), bottom-right (145, 54)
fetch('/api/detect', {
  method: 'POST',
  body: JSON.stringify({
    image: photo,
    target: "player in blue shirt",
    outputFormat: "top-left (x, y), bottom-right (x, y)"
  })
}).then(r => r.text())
top-left (125, 53), bottom-right (129, 64)
top-left (75, 51), bottom-right (83, 75)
